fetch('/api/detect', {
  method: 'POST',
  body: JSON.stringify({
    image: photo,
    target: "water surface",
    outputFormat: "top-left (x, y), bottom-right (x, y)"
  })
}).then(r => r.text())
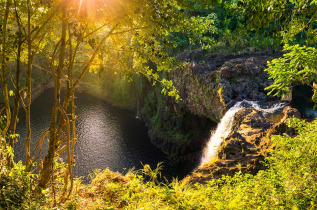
top-left (15, 88), bottom-right (196, 182)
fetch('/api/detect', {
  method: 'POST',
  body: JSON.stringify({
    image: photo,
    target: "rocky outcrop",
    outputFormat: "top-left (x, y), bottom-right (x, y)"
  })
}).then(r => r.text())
top-left (175, 50), bottom-right (281, 118)
top-left (139, 86), bottom-right (215, 157)
top-left (191, 105), bottom-right (301, 184)
top-left (141, 50), bottom-right (283, 157)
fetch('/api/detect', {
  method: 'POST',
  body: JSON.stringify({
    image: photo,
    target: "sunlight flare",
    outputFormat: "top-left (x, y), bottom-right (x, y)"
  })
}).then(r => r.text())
top-left (72, 0), bottom-right (110, 19)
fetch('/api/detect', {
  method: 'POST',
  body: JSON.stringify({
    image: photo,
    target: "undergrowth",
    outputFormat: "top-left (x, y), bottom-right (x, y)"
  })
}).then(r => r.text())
top-left (1, 117), bottom-right (317, 209)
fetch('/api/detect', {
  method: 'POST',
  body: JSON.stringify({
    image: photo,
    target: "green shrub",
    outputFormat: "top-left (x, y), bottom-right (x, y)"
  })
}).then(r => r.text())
top-left (2, 114), bottom-right (317, 209)
top-left (58, 118), bottom-right (317, 209)
top-left (0, 139), bottom-right (32, 209)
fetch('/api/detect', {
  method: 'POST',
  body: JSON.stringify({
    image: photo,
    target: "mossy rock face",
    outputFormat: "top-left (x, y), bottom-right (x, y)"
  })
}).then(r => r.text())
top-left (139, 50), bottom-right (283, 157)
top-left (172, 67), bottom-right (225, 123)
top-left (140, 83), bottom-right (214, 156)
top-left (82, 50), bottom-right (283, 157)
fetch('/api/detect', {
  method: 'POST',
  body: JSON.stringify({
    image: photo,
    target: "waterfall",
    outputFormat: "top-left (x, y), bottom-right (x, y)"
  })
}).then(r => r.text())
top-left (136, 108), bottom-right (141, 120)
top-left (200, 101), bottom-right (245, 165)
top-left (200, 100), bottom-right (286, 166)
top-left (136, 101), bottom-right (141, 120)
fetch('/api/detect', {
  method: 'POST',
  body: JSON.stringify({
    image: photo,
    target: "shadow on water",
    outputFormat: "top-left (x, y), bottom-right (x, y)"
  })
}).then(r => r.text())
top-left (14, 88), bottom-right (197, 183)
top-left (291, 85), bottom-right (317, 121)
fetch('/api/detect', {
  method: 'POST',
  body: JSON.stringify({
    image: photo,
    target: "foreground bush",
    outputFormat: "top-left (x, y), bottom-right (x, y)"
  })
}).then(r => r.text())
top-left (0, 138), bottom-right (32, 209)
top-left (2, 118), bottom-right (317, 209)
top-left (61, 118), bottom-right (317, 209)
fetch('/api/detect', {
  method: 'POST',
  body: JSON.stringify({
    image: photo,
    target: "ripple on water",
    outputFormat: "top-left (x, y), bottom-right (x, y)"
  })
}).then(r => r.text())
top-left (14, 88), bottom-right (197, 182)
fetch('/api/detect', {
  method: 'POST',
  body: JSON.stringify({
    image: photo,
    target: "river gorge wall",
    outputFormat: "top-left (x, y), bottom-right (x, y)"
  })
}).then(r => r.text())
top-left (138, 50), bottom-right (283, 158)
top-left (26, 49), bottom-right (299, 181)
top-left (2, 49), bottom-right (297, 182)
top-left (82, 49), bottom-right (288, 166)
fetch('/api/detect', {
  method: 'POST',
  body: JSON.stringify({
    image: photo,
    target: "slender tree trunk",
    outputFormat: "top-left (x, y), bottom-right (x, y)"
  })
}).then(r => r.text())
top-left (38, 5), bottom-right (117, 190)
top-left (65, 30), bottom-right (76, 197)
top-left (9, 20), bottom-right (22, 148)
top-left (25, 0), bottom-right (32, 168)
top-left (8, 26), bottom-right (22, 168)
top-left (0, 0), bottom-right (11, 137)
top-left (38, 5), bottom-right (67, 189)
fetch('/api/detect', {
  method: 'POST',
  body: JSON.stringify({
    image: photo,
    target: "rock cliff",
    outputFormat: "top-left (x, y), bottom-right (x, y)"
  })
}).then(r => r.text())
top-left (191, 106), bottom-right (301, 184)
top-left (140, 50), bottom-right (282, 157)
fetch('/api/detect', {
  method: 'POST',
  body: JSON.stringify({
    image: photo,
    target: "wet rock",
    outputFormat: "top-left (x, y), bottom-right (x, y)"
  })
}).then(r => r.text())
top-left (218, 132), bottom-right (255, 160)
top-left (282, 106), bottom-right (301, 120)
top-left (220, 65), bottom-right (237, 78)
top-left (226, 131), bottom-right (245, 140)
top-left (191, 105), bottom-right (301, 184)
top-left (268, 106), bottom-right (301, 137)
top-left (142, 50), bottom-right (283, 160)
top-left (172, 51), bottom-right (282, 125)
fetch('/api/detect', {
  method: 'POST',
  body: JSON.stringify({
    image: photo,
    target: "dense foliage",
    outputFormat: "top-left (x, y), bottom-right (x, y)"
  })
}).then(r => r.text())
top-left (266, 44), bottom-right (317, 101)
top-left (238, 0), bottom-right (317, 100)
top-left (0, 0), bottom-right (216, 194)
top-left (1, 0), bottom-right (317, 209)
top-left (2, 117), bottom-right (317, 209)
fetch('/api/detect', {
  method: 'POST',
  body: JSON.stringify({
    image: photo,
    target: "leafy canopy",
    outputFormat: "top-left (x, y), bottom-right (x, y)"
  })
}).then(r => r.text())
top-left (265, 44), bottom-right (317, 102)
top-left (236, 0), bottom-right (317, 99)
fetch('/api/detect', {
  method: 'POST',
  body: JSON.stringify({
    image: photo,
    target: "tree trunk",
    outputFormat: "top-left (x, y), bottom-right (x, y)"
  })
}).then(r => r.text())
top-left (25, 0), bottom-right (32, 168)
top-left (9, 14), bottom-right (22, 148)
top-left (0, 0), bottom-right (11, 137)
top-left (8, 22), bottom-right (22, 168)
top-left (38, 5), bottom-right (67, 189)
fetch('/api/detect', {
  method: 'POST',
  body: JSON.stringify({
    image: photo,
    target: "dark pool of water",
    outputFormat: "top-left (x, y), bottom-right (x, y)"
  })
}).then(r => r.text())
top-left (291, 85), bottom-right (317, 120)
top-left (14, 88), bottom-right (197, 182)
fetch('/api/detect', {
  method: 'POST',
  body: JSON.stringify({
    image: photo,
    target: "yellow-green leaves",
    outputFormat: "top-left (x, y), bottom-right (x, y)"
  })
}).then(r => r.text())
top-left (9, 90), bottom-right (14, 97)
top-left (265, 44), bottom-right (317, 98)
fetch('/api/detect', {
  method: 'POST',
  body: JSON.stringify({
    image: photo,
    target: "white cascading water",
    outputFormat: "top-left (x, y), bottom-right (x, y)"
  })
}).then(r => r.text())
top-left (200, 100), bottom-right (286, 166)
top-left (136, 102), bottom-right (141, 120)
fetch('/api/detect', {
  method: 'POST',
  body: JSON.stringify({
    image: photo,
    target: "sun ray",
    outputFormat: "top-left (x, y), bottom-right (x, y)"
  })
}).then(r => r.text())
top-left (78, 0), bottom-right (83, 16)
